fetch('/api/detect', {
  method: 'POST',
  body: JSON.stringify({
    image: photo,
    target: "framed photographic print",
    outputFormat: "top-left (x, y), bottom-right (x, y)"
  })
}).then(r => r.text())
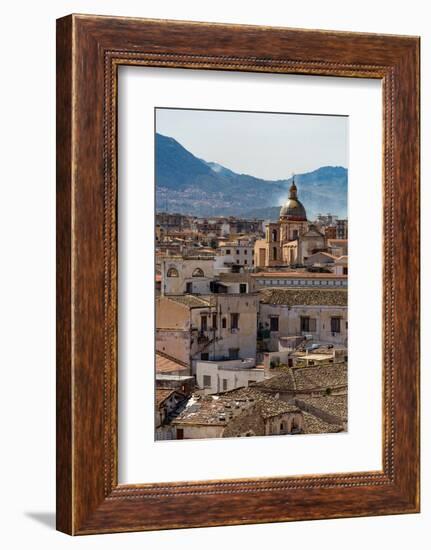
top-left (56, 14), bottom-right (420, 534)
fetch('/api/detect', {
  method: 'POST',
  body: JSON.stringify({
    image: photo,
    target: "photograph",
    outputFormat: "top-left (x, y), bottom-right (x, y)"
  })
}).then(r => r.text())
top-left (154, 107), bottom-right (349, 440)
top-left (0, 0), bottom-right (424, 544)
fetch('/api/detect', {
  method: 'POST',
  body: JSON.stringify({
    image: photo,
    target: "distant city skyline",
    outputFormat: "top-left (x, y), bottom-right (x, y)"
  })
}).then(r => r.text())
top-left (156, 108), bottom-right (348, 181)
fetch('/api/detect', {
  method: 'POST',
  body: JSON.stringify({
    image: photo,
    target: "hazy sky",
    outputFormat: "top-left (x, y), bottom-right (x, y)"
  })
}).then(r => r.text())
top-left (156, 108), bottom-right (348, 180)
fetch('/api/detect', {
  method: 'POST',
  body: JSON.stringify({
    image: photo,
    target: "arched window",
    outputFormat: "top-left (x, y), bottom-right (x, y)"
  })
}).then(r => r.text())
top-left (192, 268), bottom-right (204, 278)
top-left (166, 267), bottom-right (179, 278)
top-left (272, 229), bottom-right (277, 242)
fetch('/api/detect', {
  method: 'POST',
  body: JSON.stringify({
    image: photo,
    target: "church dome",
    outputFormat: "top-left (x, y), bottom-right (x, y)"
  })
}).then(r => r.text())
top-left (280, 178), bottom-right (307, 221)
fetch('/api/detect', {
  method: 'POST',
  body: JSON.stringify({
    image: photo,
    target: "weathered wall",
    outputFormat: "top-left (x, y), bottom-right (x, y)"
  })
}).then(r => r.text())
top-left (265, 411), bottom-right (304, 435)
top-left (196, 360), bottom-right (265, 394)
top-left (156, 329), bottom-right (191, 365)
top-left (156, 297), bottom-right (190, 329)
top-left (259, 303), bottom-right (347, 346)
top-left (162, 257), bottom-right (215, 295)
top-left (176, 424), bottom-right (224, 439)
top-left (192, 294), bottom-right (258, 360)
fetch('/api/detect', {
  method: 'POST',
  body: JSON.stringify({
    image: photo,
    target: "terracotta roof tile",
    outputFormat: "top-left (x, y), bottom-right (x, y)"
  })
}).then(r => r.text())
top-left (301, 412), bottom-right (344, 434)
top-left (296, 394), bottom-right (348, 420)
top-left (293, 364), bottom-right (347, 391)
top-left (156, 352), bottom-right (189, 374)
top-left (253, 364), bottom-right (347, 393)
top-left (252, 271), bottom-right (347, 279)
top-left (259, 288), bottom-right (347, 306)
top-left (165, 294), bottom-right (215, 308)
top-left (173, 387), bottom-right (299, 426)
top-left (156, 389), bottom-right (176, 407)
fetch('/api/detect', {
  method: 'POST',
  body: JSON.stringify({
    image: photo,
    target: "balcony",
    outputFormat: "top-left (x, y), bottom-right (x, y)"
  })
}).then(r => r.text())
top-left (198, 330), bottom-right (210, 344)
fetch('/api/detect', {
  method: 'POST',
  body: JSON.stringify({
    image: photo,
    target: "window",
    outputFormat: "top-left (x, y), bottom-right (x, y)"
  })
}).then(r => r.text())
top-left (236, 249), bottom-right (240, 254)
top-left (185, 282), bottom-right (192, 293)
top-left (331, 317), bottom-right (341, 333)
top-left (239, 283), bottom-right (247, 294)
top-left (236, 260), bottom-right (240, 264)
top-left (176, 428), bottom-right (184, 440)
top-left (343, 266), bottom-right (348, 275)
top-left (222, 379), bottom-right (228, 391)
top-left (212, 313), bottom-right (217, 329)
top-left (201, 352), bottom-right (209, 360)
top-left (166, 267), bottom-right (179, 277)
top-left (244, 259), bottom-right (248, 265)
top-left (301, 316), bottom-right (316, 332)
top-left (292, 229), bottom-right (298, 239)
top-left (229, 348), bottom-right (239, 360)
top-left (272, 229), bottom-right (277, 241)
top-left (226, 249), bottom-right (231, 255)
top-left (222, 317), bottom-right (227, 329)
top-left (273, 247), bottom-right (277, 260)
top-left (192, 267), bottom-right (204, 277)
top-left (231, 313), bottom-right (239, 330)
top-left (270, 316), bottom-right (279, 332)
top-left (203, 375), bottom-right (211, 388)
top-left (201, 315), bottom-right (207, 331)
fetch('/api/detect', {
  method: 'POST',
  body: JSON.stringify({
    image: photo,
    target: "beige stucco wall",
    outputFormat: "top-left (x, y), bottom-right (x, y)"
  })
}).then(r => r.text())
top-left (156, 297), bottom-right (190, 329)
top-left (259, 303), bottom-right (348, 346)
top-left (257, 219), bottom-right (314, 267)
top-left (297, 235), bottom-right (326, 263)
top-left (192, 294), bottom-right (258, 360)
top-left (162, 257), bottom-right (215, 295)
top-left (282, 242), bottom-right (299, 264)
top-left (156, 330), bottom-right (191, 365)
top-left (156, 298), bottom-right (207, 366)
top-left (304, 252), bottom-right (335, 267)
top-left (175, 424), bottom-right (224, 439)
top-left (279, 220), bottom-right (308, 242)
top-left (254, 239), bottom-right (267, 268)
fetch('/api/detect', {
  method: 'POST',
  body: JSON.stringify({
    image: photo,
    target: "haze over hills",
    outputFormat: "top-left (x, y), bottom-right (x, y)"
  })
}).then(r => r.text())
top-left (155, 133), bottom-right (348, 220)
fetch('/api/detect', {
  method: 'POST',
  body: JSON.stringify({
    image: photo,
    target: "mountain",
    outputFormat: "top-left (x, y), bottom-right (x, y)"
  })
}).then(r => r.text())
top-left (155, 133), bottom-right (347, 219)
top-left (203, 161), bottom-right (237, 178)
top-left (239, 206), bottom-right (286, 222)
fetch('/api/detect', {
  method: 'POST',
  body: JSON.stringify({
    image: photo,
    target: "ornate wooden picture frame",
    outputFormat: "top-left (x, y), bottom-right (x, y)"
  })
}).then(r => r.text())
top-left (56, 14), bottom-right (420, 535)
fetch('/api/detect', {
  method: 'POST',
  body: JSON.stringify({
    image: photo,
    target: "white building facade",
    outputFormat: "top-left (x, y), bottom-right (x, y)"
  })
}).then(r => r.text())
top-left (195, 358), bottom-right (265, 394)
